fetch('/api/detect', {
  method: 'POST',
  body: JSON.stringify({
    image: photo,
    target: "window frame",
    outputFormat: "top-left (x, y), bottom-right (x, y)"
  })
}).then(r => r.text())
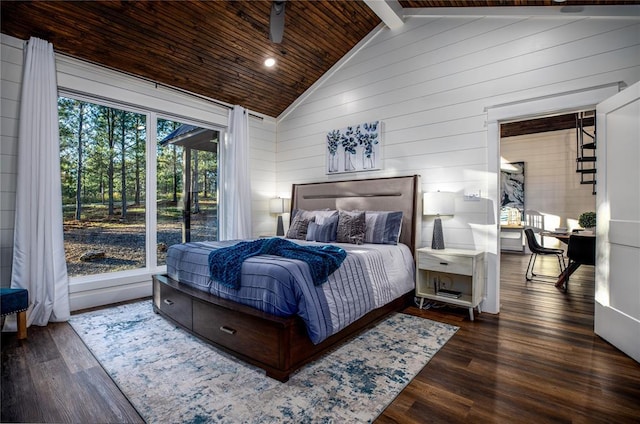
top-left (59, 92), bottom-right (223, 286)
top-left (56, 55), bottom-right (228, 309)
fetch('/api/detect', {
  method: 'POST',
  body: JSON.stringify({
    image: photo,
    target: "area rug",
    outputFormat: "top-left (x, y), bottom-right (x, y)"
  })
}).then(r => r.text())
top-left (70, 300), bottom-right (458, 423)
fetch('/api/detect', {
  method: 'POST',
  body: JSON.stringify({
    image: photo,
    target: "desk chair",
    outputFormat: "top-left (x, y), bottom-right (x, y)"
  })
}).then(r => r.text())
top-left (524, 228), bottom-right (566, 282)
top-left (556, 235), bottom-right (596, 291)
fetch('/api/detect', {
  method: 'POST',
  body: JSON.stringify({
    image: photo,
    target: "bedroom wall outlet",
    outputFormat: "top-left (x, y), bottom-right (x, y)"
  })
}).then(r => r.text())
top-left (464, 189), bottom-right (481, 201)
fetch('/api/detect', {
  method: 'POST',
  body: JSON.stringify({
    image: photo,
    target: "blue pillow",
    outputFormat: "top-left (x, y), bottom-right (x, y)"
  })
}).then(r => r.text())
top-left (364, 211), bottom-right (403, 245)
top-left (306, 215), bottom-right (338, 242)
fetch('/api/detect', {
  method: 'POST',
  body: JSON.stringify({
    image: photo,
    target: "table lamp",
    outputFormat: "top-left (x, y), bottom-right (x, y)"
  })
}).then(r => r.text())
top-left (423, 191), bottom-right (455, 250)
top-left (269, 197), bottom-right (290, 236)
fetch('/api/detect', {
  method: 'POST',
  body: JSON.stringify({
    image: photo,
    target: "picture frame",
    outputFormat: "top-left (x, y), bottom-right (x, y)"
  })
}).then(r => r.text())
top-left (500, 161), bottom-right (525, 222)
top-left (326, 121), bottom-right (381, 174)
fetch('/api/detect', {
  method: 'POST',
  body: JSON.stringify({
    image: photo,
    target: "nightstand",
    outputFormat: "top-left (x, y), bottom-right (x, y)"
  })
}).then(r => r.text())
top-left (415, 247), bottom-right (485, 321)
top-left (500, 225), bottom-right (524, 252)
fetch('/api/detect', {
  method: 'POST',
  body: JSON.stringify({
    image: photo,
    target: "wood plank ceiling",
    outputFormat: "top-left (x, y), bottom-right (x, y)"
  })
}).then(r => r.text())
top-left (1, 1), bottom-right (637, 118)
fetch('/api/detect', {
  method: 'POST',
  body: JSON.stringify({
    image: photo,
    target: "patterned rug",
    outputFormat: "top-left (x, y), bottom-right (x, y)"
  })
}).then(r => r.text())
top-left (70, 300), bottom-right (458, 423)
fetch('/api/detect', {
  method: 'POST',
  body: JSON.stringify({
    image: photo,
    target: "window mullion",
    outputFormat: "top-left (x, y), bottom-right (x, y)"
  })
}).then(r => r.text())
top-left (146, 112), bottom-right (158, 271)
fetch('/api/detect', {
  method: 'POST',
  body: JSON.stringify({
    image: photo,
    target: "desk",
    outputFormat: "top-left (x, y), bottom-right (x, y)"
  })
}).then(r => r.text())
top-left (540, 231), bottom-right (571, 244)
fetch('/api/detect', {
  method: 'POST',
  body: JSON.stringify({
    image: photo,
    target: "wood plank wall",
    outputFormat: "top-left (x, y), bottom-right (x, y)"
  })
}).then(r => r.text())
top-left (0, 34), bottom-right (22, 284)
top-left (276, 14), bottom-right (640, 251)
top-left (2, 12), bottom-right (639, 303)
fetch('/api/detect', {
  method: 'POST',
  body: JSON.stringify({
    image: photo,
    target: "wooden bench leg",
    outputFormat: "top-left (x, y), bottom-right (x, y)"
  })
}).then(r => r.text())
top-left (16, 310), bottom-right (27, 340)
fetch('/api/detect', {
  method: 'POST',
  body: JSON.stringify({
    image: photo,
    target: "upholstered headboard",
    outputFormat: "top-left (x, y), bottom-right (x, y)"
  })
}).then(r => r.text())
top-left (290, 175), bottom-right (421, 253)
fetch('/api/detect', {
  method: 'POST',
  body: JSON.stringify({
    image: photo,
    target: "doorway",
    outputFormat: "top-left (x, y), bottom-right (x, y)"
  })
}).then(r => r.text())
top-left (483, 82), bottom-right (621, 315)
top-left (499, 111), bottom-right (597, 250)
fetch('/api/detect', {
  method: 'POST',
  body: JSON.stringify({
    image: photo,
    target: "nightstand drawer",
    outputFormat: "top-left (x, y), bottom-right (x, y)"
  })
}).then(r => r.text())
top-left (417, 253), bottom-right (473, 275)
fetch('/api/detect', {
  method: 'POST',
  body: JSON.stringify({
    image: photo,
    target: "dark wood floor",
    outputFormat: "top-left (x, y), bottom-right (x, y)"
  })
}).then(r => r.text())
top-left (379, 253), bottom-right (640, 423)
top-left (2, 253), bottom-right (639, 423)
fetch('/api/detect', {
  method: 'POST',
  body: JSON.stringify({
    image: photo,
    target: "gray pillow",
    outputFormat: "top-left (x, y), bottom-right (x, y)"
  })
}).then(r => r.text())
top-left (292, 208), bottom-right (338, 225)
top-left (286, 214), bottom-right (314, 240)
top-left (336, 210), bottom-right (365, 244)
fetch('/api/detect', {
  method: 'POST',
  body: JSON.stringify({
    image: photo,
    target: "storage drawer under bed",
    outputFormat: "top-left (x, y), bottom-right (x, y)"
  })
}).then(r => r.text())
top-left (192, 298), bottom-right (282, 368)
top-left (154, 278), bottom-right (193, 330)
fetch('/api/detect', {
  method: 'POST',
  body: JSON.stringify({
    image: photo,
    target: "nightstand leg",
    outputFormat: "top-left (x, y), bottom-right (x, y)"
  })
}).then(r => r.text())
top-left (468, 307), bottom-right (474, 321)
top-left (419, 298), bottom-right (425, 309)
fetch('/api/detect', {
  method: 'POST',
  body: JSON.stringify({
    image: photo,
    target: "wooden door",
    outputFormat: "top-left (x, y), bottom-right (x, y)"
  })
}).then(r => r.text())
top-left (595, 81), bottom-right (640, 362)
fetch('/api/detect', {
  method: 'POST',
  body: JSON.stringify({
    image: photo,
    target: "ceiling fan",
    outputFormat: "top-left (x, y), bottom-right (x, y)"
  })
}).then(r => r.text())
top-left (270, 0), bottom-right (286, 43)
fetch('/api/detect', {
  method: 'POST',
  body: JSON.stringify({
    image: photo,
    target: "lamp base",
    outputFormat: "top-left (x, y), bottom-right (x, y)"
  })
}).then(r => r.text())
top-left (276, 215), bottom-right (284, 236)
top-left (431, 217), bottom-right (445, 250)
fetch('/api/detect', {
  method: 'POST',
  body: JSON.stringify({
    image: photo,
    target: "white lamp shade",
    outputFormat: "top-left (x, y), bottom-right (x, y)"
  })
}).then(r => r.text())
top-left (269, 197), bottom-right (290, 214)
top-left (423, 191), bottom-right (455, 216)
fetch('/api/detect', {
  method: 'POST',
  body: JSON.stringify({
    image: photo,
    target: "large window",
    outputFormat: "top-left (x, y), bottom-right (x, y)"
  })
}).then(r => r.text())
top-left (58, 96), bottom-right (219, 278)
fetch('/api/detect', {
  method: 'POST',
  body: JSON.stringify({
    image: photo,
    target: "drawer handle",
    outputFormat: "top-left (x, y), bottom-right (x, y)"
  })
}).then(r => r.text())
top-left (219, 326), bottom-right (237, 335)
top-left (439, 262), bottom-right (448, 266)
top-left (163, 299), bottom-right (174, 306)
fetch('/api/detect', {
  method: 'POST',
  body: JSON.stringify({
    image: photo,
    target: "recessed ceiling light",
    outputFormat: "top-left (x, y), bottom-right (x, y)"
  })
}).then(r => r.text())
top-left (553, 0), bottom-right (567, 3)
top-left (264, 58), bottom-right (276, 67)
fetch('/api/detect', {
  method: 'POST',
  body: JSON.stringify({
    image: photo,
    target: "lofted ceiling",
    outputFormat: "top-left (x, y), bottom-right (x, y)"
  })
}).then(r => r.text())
top-left (1, 1), bottom-right (637, 118)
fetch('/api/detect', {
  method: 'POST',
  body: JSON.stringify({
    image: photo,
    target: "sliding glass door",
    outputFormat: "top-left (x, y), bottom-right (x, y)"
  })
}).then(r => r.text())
top-left (156, 118), bottom-right (219, 266)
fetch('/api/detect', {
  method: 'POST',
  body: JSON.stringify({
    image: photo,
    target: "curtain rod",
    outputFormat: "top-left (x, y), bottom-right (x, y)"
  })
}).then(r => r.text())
top-left (54, 50), bottom-right (264, 121)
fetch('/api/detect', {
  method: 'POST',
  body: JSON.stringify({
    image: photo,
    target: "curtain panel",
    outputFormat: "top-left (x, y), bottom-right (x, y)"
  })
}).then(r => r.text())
top-left (10, 37), bottom-right (70, 326)
top-left (219, 105), bottom-right (252, 240)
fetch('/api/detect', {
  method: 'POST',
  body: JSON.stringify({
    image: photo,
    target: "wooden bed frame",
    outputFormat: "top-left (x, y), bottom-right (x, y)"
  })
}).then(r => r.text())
top-left (152, 175), bottom-right (421, 381)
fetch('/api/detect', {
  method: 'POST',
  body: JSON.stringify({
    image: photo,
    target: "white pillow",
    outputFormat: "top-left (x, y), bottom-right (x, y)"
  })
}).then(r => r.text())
top-left (292, 209), bottom-right (338, 225)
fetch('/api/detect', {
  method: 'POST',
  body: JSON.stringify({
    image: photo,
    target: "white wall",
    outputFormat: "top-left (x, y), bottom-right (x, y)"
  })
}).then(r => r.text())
top-left (501, 127), bottom-right (597, 247)
top-left (276, 12), bottom-right (640, 312)
top-left (0, 34), bottom-right (278, 306)
top-left (0, 34), bottom-right (22, 285)
top-left (2, 10), bottom-right (639, 309)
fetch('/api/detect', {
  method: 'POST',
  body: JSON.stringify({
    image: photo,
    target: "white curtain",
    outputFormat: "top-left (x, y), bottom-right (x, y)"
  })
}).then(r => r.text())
top-left (219, 105), bottom-right (253, 240)
top-left (11, 37), bottom-right (70, 326)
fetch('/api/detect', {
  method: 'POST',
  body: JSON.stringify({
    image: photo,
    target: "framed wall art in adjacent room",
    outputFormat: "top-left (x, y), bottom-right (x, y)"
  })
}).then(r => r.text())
top-left (500, 161), bottom-right (525, 223)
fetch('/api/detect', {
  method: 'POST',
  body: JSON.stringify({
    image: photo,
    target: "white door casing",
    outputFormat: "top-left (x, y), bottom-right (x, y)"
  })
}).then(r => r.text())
top-left (595, 81), bottom-right (640, 363)
top-left (485, 82), bottom-right (621, 315)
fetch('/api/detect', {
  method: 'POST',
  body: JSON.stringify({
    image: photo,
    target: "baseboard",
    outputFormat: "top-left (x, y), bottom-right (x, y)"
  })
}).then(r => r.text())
top-left (70, 280), bottom-right (152, 312)
top-left (595, 301), bottom-right (640, 363)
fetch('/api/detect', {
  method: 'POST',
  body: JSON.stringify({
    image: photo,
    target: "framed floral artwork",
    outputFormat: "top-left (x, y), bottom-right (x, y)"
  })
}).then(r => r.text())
top-left (326, 121), bottom-right (381, 174)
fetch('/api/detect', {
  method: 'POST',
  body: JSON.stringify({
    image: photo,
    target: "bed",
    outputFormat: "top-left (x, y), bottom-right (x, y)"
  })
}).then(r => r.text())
top-left (152, 175), bottom-right (421, 381)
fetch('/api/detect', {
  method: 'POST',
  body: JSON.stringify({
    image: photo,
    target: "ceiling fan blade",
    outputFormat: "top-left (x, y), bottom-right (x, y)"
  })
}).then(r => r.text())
top-left (270, 1), bottom-right (286, 43)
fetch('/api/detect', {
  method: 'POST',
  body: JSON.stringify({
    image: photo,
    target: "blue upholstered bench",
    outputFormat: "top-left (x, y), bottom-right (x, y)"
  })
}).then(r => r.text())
top-left (0, 288), bottom-right (29, 339)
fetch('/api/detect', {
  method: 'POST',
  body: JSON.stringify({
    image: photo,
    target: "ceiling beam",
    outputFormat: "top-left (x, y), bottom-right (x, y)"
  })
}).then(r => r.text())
top-left (364, 0), bottom-right (404, 29)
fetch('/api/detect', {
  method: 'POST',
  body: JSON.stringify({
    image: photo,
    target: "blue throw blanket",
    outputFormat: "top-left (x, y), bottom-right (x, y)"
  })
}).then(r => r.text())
top-left (208, 238), bottom-right (347, 289)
